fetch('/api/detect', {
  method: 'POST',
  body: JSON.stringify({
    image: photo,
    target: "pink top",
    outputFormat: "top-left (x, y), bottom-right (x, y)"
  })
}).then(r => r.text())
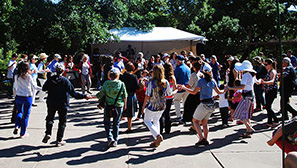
top-left (232, 90), bottom-right (242, 104)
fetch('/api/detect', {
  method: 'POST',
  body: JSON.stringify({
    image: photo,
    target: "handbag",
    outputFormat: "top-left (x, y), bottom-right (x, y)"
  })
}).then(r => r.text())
top-left (105, 84), bottom-right (123, 118)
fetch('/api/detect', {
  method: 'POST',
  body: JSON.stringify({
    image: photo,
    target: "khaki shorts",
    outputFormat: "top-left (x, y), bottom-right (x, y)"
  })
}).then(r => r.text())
top-left (193, 103), bottom-right (215, 121)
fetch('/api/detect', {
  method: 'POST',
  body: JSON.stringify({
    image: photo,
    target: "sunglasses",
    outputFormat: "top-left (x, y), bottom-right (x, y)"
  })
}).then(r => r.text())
top-left (264, 63), bottom-right (270, 66)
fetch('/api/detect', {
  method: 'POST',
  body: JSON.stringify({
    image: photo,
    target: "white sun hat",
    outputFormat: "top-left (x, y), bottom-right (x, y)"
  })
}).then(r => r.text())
top-left (235, 60), bottom-right (256, 73)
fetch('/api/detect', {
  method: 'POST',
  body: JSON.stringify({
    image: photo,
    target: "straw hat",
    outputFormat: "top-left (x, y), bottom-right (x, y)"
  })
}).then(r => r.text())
top-left (235, 60), bottom-right (256, 73)
top-left (40, 53), bottom-right (48, 59)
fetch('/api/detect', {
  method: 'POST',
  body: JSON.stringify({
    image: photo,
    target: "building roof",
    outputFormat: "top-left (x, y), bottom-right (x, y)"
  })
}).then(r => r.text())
top-left (110, 27), bottom-right (207, 42)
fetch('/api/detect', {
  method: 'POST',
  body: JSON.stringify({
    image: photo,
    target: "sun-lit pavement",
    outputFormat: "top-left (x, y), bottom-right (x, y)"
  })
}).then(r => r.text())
top-left (1, 90), bottom-right (294, 168)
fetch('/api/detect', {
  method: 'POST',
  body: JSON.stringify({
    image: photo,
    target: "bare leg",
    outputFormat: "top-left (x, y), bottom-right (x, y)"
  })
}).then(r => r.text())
top-left (242, 119), bottom-right (255, 132)
top-left (201, 119), bottom-right (209, 140)
top-left (193, 118), bottom-right (203, 141)
top-left (267, 127), bottom-right (282, 146)
top-left (230, 109), bottom-right (234, 120)
top-left (127, 117), bottom-right (132, 131)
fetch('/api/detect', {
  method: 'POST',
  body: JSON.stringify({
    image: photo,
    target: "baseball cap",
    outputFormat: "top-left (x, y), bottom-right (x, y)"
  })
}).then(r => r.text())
top-left (176, 55), bottom-right (185, 61)
top-left (54, 54), bottom-right (61, 59)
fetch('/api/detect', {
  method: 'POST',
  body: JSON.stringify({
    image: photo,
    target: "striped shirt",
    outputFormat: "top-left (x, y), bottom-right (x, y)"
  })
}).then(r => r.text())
top-left (13, 74), bottom-right (41, 97)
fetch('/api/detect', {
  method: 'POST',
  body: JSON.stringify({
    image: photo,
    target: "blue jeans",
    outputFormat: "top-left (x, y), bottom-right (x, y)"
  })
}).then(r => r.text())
top-left (104, 106), bottom-right (123, 142)
top-left (15, 96), bottom-right (33, 136)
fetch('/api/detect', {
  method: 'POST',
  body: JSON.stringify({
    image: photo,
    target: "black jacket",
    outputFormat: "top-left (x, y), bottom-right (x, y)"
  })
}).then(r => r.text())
top-left (43, 75), bottom-right (86, 109)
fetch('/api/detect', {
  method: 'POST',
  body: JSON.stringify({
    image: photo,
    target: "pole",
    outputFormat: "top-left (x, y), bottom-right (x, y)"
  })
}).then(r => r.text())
top-left (276, 1), bottom-right (285, 168)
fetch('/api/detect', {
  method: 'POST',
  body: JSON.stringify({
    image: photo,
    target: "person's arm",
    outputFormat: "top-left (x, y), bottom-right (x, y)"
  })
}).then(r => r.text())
top-left (8, 61), bottom-right (16, 70)
top-left (186, 73), bottom-right (196, 88)
top-left (13, 76), bottom-right (17, 97)
top-left (29, 75), bottom-right (42, 91)
top-left (227, 84), bottom-right (245, 91)
top-left (67, 79), bottom-right (87, 99)
top-left (141, 95), bottom-right (150, 114)
top-left (233, 69), bottom-right (239, 80)
top-left (88, 62), bottom-right (93, 76)
top-left (171, 76), bottom-right (177, 91)
top-left (123, 98), bottom-right (127, 111)
top-left (182, 85), bottom-right (201, 95)
top-left (214, 87), bottom-right (225, 95)
top-left (213, 95), bottom-right (219, 99)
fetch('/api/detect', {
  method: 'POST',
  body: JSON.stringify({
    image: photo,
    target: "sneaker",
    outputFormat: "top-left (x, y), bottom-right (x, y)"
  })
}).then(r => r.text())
top-left (56, 141), bottom-right (66, 147)
top-left (236, 121), bottom-right (243, 125)
top-left (195, 138), bottom-right (209, 147)
top-left (87, 91), bottom-right (92, 94)
top-left (110, 141), bottom-right (117, 147)
top-left (254, 108), bottom-right (262, 112)
top-left (222, 124), bottom-right (229, 128)
top-left (107, 140), bottom-right (115, 147)
top-left (20, 133), bottom-right (29, 138)
top-left (13, 128), bottom-right (19, 135)
top-left (32, 104), bottom-right (38, 107)
top-left (42, 135), bottom-right (51, 143)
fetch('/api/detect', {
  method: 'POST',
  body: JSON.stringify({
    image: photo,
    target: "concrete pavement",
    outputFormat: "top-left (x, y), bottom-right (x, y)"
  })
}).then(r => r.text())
top-left (1, 90), bottom-right (294, 168)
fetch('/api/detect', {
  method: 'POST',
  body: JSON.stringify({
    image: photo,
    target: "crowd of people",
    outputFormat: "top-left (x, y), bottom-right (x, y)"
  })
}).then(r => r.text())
top-left (6, 49), bottom-right (297, 148)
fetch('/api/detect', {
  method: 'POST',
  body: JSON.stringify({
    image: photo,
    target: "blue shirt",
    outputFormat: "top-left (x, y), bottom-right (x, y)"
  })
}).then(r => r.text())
top-left (114, 61), bottom-right (125, 72)
top-left (209, 62), bottom-right (220, 81)
top-left (174, 63), bottom-right (191, 93)
top-left (197, 78), bottom-right (217, 100)
top-left (290, 55), bottom-right (297, 67)
top-left (30, 63), bottom-right (38, 81)
top-left (48, 60), bottom-right (58, 72)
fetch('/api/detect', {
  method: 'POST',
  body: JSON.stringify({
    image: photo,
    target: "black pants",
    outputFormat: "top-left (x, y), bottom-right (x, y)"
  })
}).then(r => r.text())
top-left (160, 99), bottom-right (172, 134)
top-left (254, 84), bottom-right (265, 108)
top-left (11, 101), bottom-right (17, 123)
top-left (137, 102), bottom-right (144, 119)
top-left (265, 89), bottom-right (279, 124)
top-left (281, 91), bottom-right (297, 120)
top-left (45, 106), bottom-right (67, 142)
top-left (220, 107), bottom-right (229, 125)
top-left (7, 78), bottom-right (13, 98)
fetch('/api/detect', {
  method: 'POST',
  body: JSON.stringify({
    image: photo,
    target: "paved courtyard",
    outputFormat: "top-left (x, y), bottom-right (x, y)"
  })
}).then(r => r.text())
top-left (1, 90), bottom-right (295, 168)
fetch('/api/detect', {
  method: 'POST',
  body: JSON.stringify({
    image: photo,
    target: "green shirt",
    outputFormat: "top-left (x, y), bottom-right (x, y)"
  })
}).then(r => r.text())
top-left (96, 80), bottom-right (127, 107)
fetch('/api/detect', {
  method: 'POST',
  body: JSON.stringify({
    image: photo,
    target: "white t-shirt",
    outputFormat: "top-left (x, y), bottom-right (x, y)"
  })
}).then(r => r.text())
top-left (7, 60), bottom-right (17, 79)
top-left (219, 93), bottom-right (229, 108)
top-left (13, 74), bottom-right (41, 97)
top-left (241, 72), bottom-right (258, 91)
top-left (82, 62), bottom-right (89, 75)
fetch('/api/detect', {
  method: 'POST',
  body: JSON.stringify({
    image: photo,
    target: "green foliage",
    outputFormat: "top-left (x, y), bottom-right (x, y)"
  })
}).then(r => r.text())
top-left (0, 0), bottom-right (296, 63)
top-left (0, 48), bottom-right (12, 70)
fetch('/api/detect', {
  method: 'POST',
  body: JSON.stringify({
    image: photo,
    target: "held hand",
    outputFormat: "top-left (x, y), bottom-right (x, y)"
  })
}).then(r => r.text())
top-left (224, 86), bottom-right (229, 92)
top-left (45, 69), bottom-right (50, 72)
top-left (78, 70), bottom-right (81, 74)
top-left (123, 104), bottom-right (127, 111)
top-left (66, 69), bottom-right (70, 72)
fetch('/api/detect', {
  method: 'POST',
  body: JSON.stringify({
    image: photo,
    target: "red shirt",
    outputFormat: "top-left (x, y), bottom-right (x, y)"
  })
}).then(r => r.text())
top-left (136, 87), bottom-right (146, 102)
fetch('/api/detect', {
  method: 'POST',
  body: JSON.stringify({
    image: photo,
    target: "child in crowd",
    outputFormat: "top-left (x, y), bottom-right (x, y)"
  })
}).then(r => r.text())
top-left (214, 84), bottom-right (229, 128)
top-left (136, 79), bottom-right (147, 120)
top-left (229, 79), bottom-right (242, 122)
top-left (139, 70), bottom-right (149, 86)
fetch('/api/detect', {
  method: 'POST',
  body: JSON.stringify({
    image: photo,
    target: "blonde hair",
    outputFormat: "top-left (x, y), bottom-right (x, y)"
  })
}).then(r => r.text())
top-left (151, 65), bottom-right (166, 86)
top-left (81, 54), bottom-right (89, 62)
